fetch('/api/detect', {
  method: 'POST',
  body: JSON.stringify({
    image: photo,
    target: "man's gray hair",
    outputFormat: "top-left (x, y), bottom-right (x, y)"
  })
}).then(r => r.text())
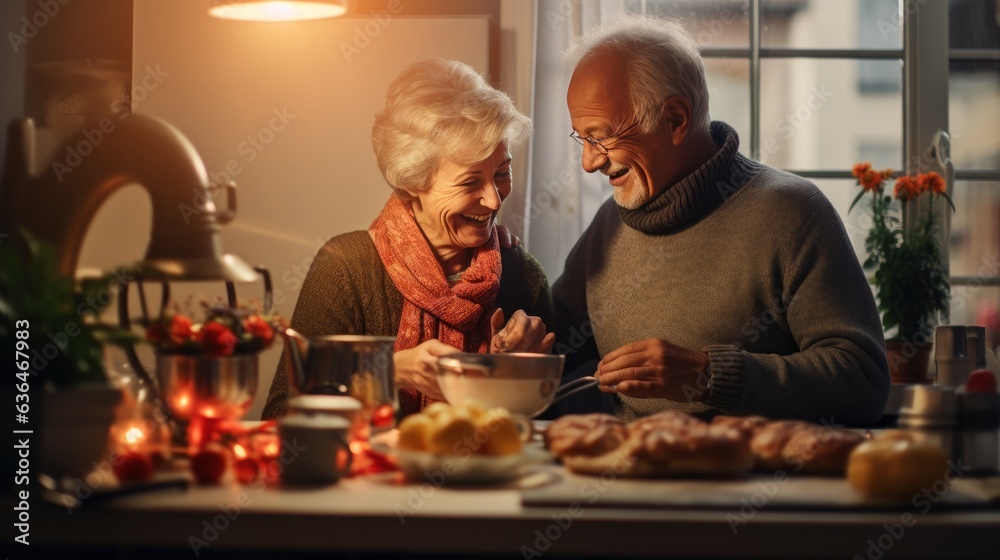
top-left (565, 14), bottom-right (710, 134)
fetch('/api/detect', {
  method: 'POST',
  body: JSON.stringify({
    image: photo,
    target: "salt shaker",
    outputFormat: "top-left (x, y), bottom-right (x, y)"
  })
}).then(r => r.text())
top-left (956, 369), bottom-right (1000, 475)
top-left (898, 385), bottom-right (957, 461)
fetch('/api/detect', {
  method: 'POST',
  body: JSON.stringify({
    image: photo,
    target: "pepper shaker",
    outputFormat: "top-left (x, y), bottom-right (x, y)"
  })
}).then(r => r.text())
top-left (956, 369), bottom-right (1000, 475)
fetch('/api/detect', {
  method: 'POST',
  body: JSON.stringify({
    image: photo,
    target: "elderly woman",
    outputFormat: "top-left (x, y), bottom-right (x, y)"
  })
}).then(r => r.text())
top-left (261, 59), bottom-right (555, 419)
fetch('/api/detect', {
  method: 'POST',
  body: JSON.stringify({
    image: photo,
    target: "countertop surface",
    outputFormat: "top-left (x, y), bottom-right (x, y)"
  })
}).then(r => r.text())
top-left (26, 459), bottom-right (1000, 559)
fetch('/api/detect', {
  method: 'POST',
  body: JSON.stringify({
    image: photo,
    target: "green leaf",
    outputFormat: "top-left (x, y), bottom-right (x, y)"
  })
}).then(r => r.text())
top-left (847, 189), bottom-right (868, 214)
top-left (939, 191), bottom-right (956, 213)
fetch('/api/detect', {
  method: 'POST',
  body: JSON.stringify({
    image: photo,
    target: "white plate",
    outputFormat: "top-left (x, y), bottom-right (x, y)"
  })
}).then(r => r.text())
top-left (394, 445), bottom-right (553, 485)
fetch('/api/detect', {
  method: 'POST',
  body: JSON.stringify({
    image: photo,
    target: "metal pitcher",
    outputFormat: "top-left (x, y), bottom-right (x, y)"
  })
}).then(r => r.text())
top-left (281, 330), bottom-right (398, 419)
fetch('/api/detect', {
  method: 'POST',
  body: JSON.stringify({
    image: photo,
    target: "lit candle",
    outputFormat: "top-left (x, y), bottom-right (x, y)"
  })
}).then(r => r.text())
top-left (123, 425), bottom-right (146, 450)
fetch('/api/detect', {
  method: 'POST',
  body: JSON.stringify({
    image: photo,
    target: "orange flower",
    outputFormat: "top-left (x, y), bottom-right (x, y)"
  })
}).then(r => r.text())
top-left (893, 175), bottom-right (919, 200)
top-left (853, 162), bottom-right (891, 193)
top-left (919, 172), bottom-right (946, 195)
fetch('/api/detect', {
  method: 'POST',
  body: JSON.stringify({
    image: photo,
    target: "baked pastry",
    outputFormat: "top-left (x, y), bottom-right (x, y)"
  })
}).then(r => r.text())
top-left (847, 431), bottom-right (950, 501)
top-left (547, 412), bottom-right (868, 479)
top-left (544, 414), bottom-right (628, 458)
top-left (397, 402), bottom-right (523, 456)
top-left (780, 426), bottom-right (864, 475)
top-left (548, 412), bottom-right (752, 477)
top-left (748, 420), bottom-right (813, 471)
top-left (631, 410), bottom-right (706, 431)
top-left (711, 414), bottom-right (769, 440)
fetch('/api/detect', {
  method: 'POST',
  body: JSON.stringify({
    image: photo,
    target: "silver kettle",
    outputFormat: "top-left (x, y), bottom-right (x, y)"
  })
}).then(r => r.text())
top-left (281, 329), bottom-right (398, 413)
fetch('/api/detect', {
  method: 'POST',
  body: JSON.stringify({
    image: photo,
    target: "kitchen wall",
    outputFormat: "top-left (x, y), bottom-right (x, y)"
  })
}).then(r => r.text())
top-left (107, 2), bottom-right (491, 420)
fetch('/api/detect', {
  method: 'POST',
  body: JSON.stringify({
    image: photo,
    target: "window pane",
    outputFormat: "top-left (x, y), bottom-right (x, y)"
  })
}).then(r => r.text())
top-left (949, 74), bottom-right (1000, 170)
top-left (949, 180), bottom-right (1000, 276)
top-left (705, 58), bottom-right (750, 156)
top-left (637, 0), bottom-right (750, 48)
top-left (948, 0), bottom-right (1000, 172)
top-left (949, 285), bottom-right (1000, 349)
top-left (759, 59), bottom-right (902, 170)
top-left (948, 179), bottom-right (1000, 334)
top-left (762, 0), bottom-right (902, 50)
top-left (948, 0), bottom-right (1000, 54)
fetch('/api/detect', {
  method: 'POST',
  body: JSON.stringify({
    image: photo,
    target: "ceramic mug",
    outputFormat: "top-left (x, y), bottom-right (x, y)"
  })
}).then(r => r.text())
top-left (277, 414), bottom-right (353, 485)
top-left (286, 395), bottom-right (366, 440)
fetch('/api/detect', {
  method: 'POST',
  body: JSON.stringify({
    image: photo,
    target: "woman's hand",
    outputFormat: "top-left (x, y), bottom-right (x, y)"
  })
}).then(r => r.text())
top-left (490, 309), bottom-right (556, 353)
top-left (394, 339), bottom-right (460, 401)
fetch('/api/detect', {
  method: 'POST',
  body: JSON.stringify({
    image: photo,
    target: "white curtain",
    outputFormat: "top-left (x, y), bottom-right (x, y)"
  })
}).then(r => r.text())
top-left (498, 0), bottom-right (538, 248)
top-left (520, 0), bottom-right (623, 281)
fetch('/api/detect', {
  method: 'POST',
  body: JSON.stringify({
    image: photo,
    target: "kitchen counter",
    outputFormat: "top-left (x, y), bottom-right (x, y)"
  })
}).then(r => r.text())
top-left (26, 463), bottom-right (1000, 559)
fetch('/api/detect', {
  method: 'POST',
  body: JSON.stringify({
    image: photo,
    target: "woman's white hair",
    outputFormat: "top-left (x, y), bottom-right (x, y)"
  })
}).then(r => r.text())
top-left (565, 14), bottom-right (710, 134)
top-left (371, 58), bottom-right (532, 199)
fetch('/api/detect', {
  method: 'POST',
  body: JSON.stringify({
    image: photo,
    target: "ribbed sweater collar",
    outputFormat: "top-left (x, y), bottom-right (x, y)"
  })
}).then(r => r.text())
top-left (619, 121), bottom-right (761, 234)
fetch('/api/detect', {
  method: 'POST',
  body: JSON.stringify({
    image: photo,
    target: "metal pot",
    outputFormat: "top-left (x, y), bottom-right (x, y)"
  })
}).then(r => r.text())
top-left (281, 329), bottom-right (397, 419)
top-left (156, 353), bottom-right (258, 422)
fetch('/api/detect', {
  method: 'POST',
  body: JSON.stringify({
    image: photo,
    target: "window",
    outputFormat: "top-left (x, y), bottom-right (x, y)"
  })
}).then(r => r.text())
top-left (537, 0), bottom-right (1000, 329)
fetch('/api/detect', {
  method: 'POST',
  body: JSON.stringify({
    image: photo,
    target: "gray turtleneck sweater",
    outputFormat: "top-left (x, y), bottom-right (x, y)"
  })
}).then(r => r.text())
top-left (552, 121), bottom-right (890, 424)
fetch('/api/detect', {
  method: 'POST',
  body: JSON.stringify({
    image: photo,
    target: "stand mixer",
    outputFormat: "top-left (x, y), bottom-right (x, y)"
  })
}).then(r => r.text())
top-left (1, 112), bottom-right (267, 432)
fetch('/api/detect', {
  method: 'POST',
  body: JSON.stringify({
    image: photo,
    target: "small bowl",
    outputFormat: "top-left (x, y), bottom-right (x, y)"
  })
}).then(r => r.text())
top-left (436, 353), bottom-right (566, 417)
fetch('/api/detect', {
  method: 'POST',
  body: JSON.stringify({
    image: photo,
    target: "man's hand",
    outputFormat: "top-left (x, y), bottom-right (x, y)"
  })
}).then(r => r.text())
top-left (495, 224), bottom-right (521, 249)
top-left (596, 338), bottom-right (711, 402)
top-left (490, 308), bottom-right (555, 353)
top-left (393, 339), bottom-right (460, 401)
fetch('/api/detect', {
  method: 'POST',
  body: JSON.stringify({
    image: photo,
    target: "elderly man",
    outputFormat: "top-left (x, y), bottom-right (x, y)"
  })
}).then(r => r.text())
top-left (552, 15), bottom-right (889, 424)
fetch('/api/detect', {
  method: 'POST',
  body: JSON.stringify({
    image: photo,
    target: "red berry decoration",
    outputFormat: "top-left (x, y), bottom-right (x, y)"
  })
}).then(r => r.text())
top-left (168, 314), bottom-right (194, 345)
top-left (233, 457), bottom-right (259, 484)
top-left (966, 369), bottom-right (998, 394)
top-left (243, 314), bottom-right (275, 346)
top-left (191, 445), bottom-right (229, 484)
top-left (199, 321), bottom-right (238, 357)
top-left (114, 451), bottom-right (155, 483)
top-left (372, 403), bottom-right (395, 428)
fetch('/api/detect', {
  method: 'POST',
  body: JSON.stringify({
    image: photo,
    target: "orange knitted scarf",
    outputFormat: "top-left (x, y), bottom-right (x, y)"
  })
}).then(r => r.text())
top-left (370, 194), bottom-right (501, 415)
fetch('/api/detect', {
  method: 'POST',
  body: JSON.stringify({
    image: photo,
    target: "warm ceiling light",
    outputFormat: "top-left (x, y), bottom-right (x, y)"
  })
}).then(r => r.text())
top-left (208, 0), bottom-right (347, 22)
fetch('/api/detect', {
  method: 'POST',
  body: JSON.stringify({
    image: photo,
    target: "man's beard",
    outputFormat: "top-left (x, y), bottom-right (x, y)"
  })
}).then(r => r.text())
top-left (611, 170), bottom-right (649, 210)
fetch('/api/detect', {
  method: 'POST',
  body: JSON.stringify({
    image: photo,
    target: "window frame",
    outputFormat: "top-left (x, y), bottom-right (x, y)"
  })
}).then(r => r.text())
top-left (692, 0), bottom-right (1000, 306)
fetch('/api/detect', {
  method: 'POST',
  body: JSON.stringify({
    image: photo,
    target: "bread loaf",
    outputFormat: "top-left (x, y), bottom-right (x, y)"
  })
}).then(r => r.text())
top-left (847, 431), bottom-right (950, 500)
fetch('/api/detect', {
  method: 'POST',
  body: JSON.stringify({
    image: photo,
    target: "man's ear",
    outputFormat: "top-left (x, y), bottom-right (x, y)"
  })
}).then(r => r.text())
top-left (661, 95), bottom-right (692, 145)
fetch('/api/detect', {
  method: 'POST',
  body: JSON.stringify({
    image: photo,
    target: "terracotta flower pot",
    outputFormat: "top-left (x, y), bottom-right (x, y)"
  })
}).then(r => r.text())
top-left (886, 340), bottom-right (933, 384)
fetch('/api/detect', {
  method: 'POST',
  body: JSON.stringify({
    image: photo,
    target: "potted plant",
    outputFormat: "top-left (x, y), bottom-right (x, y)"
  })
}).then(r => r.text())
top-left (849, 163), bottom-right (954, 383)
top-left (0, 230), bottom-right (138, 479)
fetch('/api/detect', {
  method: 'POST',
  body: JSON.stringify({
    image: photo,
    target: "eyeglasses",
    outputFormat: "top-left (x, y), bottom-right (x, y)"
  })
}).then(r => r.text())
top-left (569, 120), bottom-right (641, 155)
